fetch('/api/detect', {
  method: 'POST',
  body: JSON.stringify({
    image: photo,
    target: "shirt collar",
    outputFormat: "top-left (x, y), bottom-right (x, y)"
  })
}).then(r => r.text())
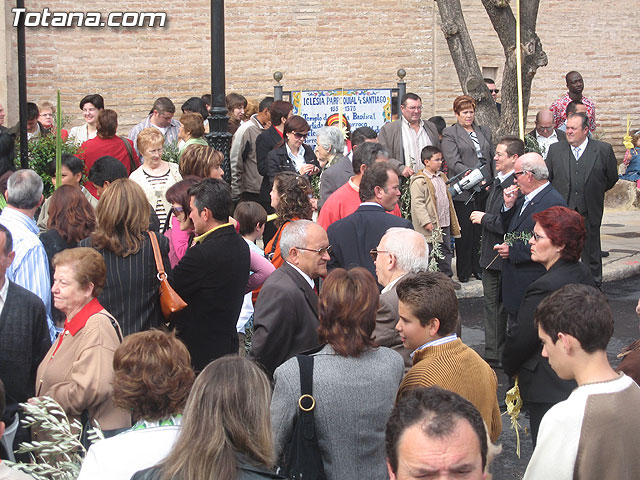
top-left (381, 273), bottom-right (406, 294)
top-left (286, 262), bottom-right (315, 289)
top-left (193, 223), bottom-right (232, 244)
top-left (497, 170), bottom-right (514, 183)
top-left (423, 169), bottom-right (442, 179)
top-left (525, 181), bottom-right (550, 202)
top-left (0, 278), bottom-right (9, 305)
top-left (536, 130), bottom-right (557, 142)
top-left (574, 136), bottom-right (589, 154)
top-left (360, 201), bottom-right (384, 209)
top-left (401, 116), bottom-right (424, 130)
top-left (2, 206), bottom-right (39, 235)
top-left (65, 297), bottom-right (104, 336)
top-left (410, 333), bottom-right (458, 358)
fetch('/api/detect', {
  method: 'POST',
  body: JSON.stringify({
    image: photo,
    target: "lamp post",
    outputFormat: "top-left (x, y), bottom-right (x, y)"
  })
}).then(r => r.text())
top-left (396, 69), bottom-right (406, 120)
top-left (17, 0), bottom-right (28, 168)
top-left (273, 71), bottom-right (283, 101)
top-left (206, 0), bottom-right (232, 183)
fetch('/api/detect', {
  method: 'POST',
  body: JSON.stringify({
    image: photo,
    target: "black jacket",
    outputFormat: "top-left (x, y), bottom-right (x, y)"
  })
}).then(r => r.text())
top-left (503, 259), bottom-right (595, 403)
top-left (173, 224), bottom-right (250, 372)
top-left (256, 126), bottom-right (284, 204)
top-left (479, 173), bottom-right (517, 270)
top-left (132, 456), bottom-right (286, 480)
top-left (499, 183), bottom-right (567, 314)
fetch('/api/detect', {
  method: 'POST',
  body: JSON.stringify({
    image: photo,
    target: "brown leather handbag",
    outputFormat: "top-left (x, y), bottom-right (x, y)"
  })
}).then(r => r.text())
top-left (148, 231), bottom-right (187, 318)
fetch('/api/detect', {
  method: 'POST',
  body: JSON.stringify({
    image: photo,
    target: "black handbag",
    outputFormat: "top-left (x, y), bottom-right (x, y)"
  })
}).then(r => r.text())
top-left (278, 354), bottom-right (327, 480)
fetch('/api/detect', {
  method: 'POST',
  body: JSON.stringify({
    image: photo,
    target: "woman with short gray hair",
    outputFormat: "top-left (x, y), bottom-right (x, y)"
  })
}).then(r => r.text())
top-left (316, 126), bottom-right (351, 207)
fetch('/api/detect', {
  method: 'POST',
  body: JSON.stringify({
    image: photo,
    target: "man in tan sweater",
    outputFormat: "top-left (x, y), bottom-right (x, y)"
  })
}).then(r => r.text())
top-left (395, 272), bottom-right (502, 442)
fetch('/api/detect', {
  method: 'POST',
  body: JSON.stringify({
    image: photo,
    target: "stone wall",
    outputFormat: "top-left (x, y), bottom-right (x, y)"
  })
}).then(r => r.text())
top-left (2, 0), bottom-right (637, 157)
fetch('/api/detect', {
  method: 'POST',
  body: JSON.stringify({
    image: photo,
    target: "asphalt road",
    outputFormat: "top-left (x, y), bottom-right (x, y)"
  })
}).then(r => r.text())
top-left (459, 275), bottom-right (640, 480)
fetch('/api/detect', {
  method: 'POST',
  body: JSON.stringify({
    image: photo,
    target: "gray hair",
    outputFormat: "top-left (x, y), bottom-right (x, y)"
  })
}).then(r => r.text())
top-left (7, 169), bottom-right (43, 209)
top-left (521, 156), bottom-right (549, 180)
top-left (280, 219), bottom-right (314, 260)
top-left (383, 227), bottom-right (430, 273)
top-left (315, 126), bottom-right (345, 155)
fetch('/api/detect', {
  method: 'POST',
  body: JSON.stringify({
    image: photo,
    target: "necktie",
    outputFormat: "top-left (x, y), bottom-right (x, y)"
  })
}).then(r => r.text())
top-left (573, 146), bottom-right (581, 160)
top-left (519, 197), bottom-right (530, 216)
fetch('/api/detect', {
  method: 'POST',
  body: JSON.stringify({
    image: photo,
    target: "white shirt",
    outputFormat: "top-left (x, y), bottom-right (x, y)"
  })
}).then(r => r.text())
top-left (536, 130), bottom-right (559, 159)
top-left (497, 170), bottom-right (514, 183)
top-left (401, 117), bottom-right (432, 173)
top-left (519, 181), bottom-right (550, 216)
top-left (411, 333), bottom-right (458, 358)
top-left (381, 273), bottom-right (406, 295)
top-left (571, 137), bottom-right (589, 160)
top-left (287, 261), bottom-right (315, 289)
top-left (286, 143), bottom-right (307, 173)
top-left (0, 278), bottom-right (9, 318)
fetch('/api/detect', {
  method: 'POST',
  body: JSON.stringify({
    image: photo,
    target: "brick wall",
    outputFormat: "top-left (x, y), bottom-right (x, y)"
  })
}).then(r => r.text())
top-left (2, 0), bottom-right (636, 157)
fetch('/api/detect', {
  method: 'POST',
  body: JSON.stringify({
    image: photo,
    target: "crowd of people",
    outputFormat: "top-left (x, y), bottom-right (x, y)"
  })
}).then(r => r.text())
top-left (0, 71), bottom-right (638, 480)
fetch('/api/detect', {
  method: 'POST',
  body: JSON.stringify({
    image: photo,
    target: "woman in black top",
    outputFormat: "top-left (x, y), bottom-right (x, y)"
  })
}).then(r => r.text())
top-left (80, 178), bottom-right (170, 336)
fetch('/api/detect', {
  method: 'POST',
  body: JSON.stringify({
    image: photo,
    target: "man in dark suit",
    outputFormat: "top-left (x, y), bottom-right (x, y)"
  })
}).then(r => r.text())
top-left (327, 162), bottom-right (413, 282)
top-left (494, 153), bottom-right (567, 320)
top-left (250, 220), bottom-right (329, 375)
top-left (545, 112), bottom-right (618, 285)
top-left (255, 100), bottom-right (293, 243)
top-left (0, 225), bottom-right (50, 455)
top-left (378, 93), bottom-right (440, 177)
top-left (470, 136), bottom-right (524, 367)
top-left (527, 109), bottom-right (566, 160)
top-left (173, 178), bottom-right (250, 372)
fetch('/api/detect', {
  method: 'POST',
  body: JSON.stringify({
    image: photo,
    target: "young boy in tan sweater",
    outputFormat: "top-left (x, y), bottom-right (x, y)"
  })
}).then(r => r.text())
top-left (409, 146), bottom-right (460, 279)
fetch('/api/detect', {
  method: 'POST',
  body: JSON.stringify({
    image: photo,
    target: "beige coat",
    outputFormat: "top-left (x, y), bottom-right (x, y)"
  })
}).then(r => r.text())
top-left (409, 170), bottom-right (460, 241)
top-left (35, 307), bottom-right (130, 431)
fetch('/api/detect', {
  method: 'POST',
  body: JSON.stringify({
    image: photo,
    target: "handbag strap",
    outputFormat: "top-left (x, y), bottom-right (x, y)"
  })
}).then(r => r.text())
top-left (119, 136), bottom-right (139, 171)
top-left (148, 231), bottom-right (167, 281)
top-left (296, 354), bottom-right (317, 441)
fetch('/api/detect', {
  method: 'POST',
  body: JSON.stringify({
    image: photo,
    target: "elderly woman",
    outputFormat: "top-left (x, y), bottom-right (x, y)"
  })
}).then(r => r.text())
top-left (502, 206), bottom-right (596, 445)
top-left (78, 329), bottom-right (194, 480)
top-left (132, 356), bottom-right (284, 480)
top-left (80, 179), bottom-right (170, 336)
top-left (179, 144), bottom-right (225, 180)
top-left (442, 95), bottom-right (495, 283)
top-left (34, 247), bottom-right (130, 433)
top-left (271, 267), bottom-right (404, 480)
top-left (264, 172), bottom-right (314, 268)
top-left (177, 112), bottom-right (208, 155)
top-left (130, 127), bottom-right (182, 227)
top-left (316, 125), bottom-right (349, 207)
top-left (38, 101), bottom-right (69, 140)
top-left (80, 109), bottom-right (139, 197)
top-left (264, 115), bottom-right (319, 186)
top-left (69, 94), bottom-right (104, 145)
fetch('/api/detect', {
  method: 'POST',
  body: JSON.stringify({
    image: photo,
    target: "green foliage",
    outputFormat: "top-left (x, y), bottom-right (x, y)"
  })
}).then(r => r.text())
top-left (427, 226), bottom-right (445, 272)
top-left (504, 230), bottom-right (532, 246)
top-left (162, 141), bottom-right (180, 164)
top-left (15, 136), bottom-right (80, 197)
top-left (524, 134), bottom-right (542, 155)
top-left (6, 397), bottom-right (103, 480)
top-left (400, 180), bottom-right (411, 220)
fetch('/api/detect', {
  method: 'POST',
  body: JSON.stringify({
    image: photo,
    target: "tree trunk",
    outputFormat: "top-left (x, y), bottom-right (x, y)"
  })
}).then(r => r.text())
top-left (435, 0), bottom-right (547, 139)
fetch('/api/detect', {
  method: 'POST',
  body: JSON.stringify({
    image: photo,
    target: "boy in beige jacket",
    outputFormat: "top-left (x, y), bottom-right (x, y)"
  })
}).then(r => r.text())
top-left (409, 146), bottom-right (460, 279)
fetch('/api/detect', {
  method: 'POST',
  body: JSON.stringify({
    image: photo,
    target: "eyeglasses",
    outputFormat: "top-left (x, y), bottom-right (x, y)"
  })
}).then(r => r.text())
top-left (295, 245), bottom-right (332, 255)
top-left (403, 106), bottom-right (423, 112)
top-left (537, 126), bottom-right (553, 131)
top-left (489, 89), bottom-right (499, 94)
top-left (369, 248), bottom-right (389, 261)
top-left (513, 170), bottom-right (529, 178)
top-left (171, 206), bottom-right (184, 216)
top-left (292, 132), bottom-right (308, 140)
top-left (532, 231), bottom-right (547, 241)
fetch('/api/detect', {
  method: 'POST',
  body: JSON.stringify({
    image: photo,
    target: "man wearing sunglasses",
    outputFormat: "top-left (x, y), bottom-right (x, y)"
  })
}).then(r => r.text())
top-left (484, 78), bottom-right (501, 115)
top-left (527, 109), bottom-right (566, 160)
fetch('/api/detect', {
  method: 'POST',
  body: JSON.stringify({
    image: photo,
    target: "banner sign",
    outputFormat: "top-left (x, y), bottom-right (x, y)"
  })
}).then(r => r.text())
top-left (291, 89), bottom-right (392, 149)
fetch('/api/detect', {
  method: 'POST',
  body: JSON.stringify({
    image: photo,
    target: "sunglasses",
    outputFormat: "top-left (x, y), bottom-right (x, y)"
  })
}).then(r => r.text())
top-left (513, 170), bottom-right (529, 179)
top-left (296, 245), bottom-right (332, 255)
top-left (171, 206), bottom-right (184, 216)
top-left (489, 89), bottom-right (499, 94)
top-left (369, 248), bottom-right (389, 261)
top-left (292, 131), bottom-right (309, 140)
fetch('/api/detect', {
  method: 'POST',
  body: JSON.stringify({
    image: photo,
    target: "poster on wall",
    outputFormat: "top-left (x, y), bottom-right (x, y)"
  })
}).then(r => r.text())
top-left (291, 89), bottom-right (392, 149)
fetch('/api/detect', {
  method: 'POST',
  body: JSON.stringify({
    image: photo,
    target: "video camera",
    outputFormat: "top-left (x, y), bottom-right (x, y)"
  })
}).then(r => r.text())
top-left (447, 159), bottom-right (492, 205)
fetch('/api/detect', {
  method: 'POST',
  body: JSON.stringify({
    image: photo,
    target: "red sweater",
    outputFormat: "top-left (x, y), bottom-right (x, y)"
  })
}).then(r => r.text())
top-left (317, 180), bottom-right (402, 230)
top-left (78, 136), bottom-right (138, 198)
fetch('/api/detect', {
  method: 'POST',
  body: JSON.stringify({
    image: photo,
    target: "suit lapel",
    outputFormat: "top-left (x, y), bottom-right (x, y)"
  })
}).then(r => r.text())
top-left (559, 142), bottom-right (572, 180)
top-left (510, 185), bottom-right (551, 231)
top-left (456, 123), bottom-right (476, 152)
top-left (282, 263), bottom-right (318, 316)
top-left (580, 140), bottom-right (597, 184)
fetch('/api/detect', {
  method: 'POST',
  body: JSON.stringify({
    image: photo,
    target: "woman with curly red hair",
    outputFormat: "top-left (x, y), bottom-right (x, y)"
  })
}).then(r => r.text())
top-left (78, 329), bottom-right (194, 480)
top-left (270, 267), bottom-right (404, 480)
top-left (502, 206), bottom-right (596, 446)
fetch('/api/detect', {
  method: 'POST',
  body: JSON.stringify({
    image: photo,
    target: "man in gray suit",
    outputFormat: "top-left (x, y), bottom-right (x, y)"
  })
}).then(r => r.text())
top-left (378, 93), bottom-right (440, 176)
top-left (545, 112), bottom-right (618, 285)
top-left (373, 227), bottom-right (429, 369)
top-left (251, 220), bottom-right (329, 375)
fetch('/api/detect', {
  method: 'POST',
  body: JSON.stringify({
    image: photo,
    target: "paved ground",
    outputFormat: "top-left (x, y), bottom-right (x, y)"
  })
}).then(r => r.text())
top-left (453, 209), bottom-right (640, 298)
top-left (456, 208), bottom-right (640, 479)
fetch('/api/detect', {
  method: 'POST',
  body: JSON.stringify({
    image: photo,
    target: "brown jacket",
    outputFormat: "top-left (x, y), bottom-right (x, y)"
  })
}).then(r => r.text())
top-left (409, 170), bottom-right (460, 241)
top-left (35, 304), bottom-right (130, 430)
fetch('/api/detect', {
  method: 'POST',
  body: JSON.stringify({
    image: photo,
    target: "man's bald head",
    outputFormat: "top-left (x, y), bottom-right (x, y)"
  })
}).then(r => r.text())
top-left (534, 110), bottom-right (554, 138)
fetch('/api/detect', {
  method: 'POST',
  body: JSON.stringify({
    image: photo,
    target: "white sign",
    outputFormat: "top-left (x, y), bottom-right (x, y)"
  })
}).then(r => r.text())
top-left (292, 89), bottom-right (392, 148)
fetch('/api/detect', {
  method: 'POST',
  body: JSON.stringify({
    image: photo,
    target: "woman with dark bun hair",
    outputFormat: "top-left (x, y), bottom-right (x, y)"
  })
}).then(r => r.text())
top-left (502, 206), bottom-right (596, 446)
